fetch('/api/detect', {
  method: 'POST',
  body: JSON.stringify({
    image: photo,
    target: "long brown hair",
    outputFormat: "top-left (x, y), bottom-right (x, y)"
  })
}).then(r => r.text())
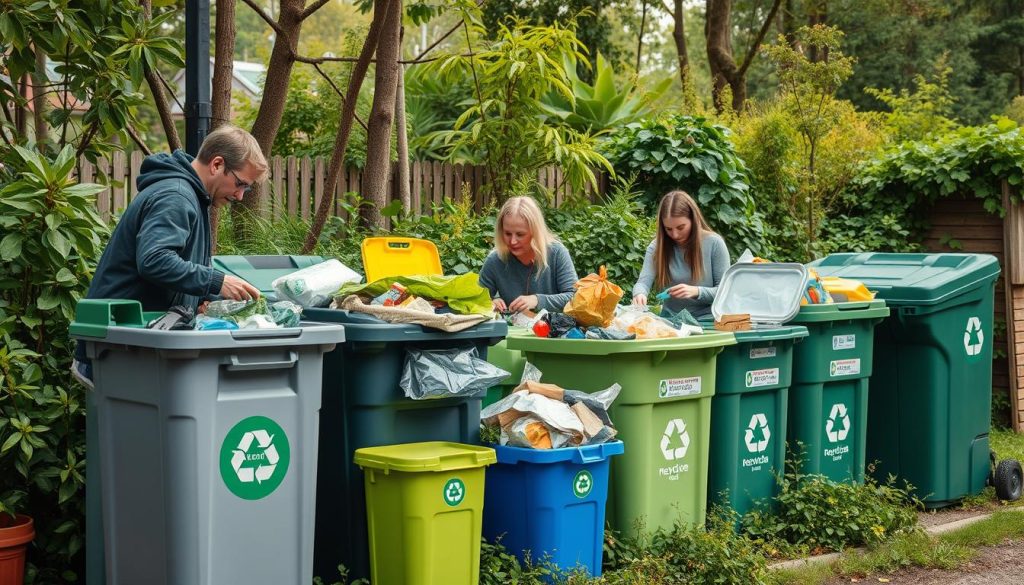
top-left (654, 190), bottom-right (714, 290)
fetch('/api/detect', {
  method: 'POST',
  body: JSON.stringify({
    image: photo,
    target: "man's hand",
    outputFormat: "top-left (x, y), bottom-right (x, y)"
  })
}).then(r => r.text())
top-left (220, 275), bottom-right (261, 301)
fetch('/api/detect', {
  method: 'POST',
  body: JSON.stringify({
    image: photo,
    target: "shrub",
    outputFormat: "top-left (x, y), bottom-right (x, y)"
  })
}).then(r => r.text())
top-left (743, 470), bottom-right (921, 553)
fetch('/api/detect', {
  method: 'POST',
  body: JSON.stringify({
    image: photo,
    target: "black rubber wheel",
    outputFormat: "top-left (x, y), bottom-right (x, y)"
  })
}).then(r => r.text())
top-left (993, 459), bottom-right (1023, 502)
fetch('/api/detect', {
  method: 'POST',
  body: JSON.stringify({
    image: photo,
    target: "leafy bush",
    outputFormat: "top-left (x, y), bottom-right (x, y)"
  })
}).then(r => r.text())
top-left (389, 196), bottom-right (496, 275)
top-left (743, 470), bottom-right (921, 553)
top-left (602, 114), bottom-right (767, 257)
top-left (0, 146), bottom-right (108, 582)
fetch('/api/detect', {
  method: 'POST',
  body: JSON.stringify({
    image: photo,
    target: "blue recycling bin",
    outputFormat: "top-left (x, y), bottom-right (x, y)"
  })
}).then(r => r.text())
top-left (483, 442), bottom-right (624, 578)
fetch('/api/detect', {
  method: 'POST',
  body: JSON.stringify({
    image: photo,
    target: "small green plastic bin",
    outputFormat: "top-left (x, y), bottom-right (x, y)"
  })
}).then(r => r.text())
top-left (811, 253), bottom-right (1001, 507)
top-left (505, 332), bottom-right (735, 534)
top-left (354, 442), bottom-right (496, 585)
top-left (787, 299), bottom-right (889, 483)
top-left (482, 330), bottom-right (527, 407)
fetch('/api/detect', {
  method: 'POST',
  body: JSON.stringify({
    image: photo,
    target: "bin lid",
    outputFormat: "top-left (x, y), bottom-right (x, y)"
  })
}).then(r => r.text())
top-left (212, 255), bottom-right (327, 297)
top-left (492, 441), bottom-right (624, 465)
top-left (70, 299), bottom-right (345, 348)
top-left (809, 253), bottom-right (1001, 306)
top-left (303, 308), bottom-right (508, 342)
top-left (711, 263), bottom-right (809, 325)
top-left (361, 237), bottom-right (443, 283)
top-left (789, 299), bottom-right (890, 323)
top-left (354, 441), bottom-right (496, 473)
top-left (505, 330), bottom-right (736, 355)
top-left (729, 325), bottom-right (809, 343)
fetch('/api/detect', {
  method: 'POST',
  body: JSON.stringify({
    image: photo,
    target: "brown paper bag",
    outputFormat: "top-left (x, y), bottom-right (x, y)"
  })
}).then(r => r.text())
top-left (564, 266), bottom-right (624, 327)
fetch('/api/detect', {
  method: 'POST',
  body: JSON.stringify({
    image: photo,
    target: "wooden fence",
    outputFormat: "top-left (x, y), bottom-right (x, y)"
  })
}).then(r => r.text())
top-left (77, 153), bottom-right (609, 222)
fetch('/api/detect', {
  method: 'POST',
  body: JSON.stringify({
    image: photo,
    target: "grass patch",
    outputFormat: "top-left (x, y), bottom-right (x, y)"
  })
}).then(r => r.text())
top-left (991, 428), bottom-right (1024, 466)
top-left (939, 509), bottom-right (1024, 547)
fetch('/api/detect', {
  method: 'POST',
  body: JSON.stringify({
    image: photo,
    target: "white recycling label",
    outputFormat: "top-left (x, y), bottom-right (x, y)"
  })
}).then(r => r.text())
top-left (745, 368), bottom-right (780, 388)
top-left (658, 376), bottom-right (701, 398)
top-left (829, 358), bottom-right (861, 377)
top-left (749, 346), bottom-right (777, 359)
top-left (832, 335), bottom-right (856, 351)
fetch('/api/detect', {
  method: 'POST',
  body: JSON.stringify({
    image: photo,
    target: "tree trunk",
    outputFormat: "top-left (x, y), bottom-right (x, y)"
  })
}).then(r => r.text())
top-left (807, 0), bottom-right (828, 62)
top-left (302, 0), bottom-right (394, 253)
top-left (360, 0), bottom-right (402, 229)
top-left (395, 27), bottom-right (411, 211)
top-left (670, 0), bottom-right (689, 90)
top-left (783, 0), bottom-right (796, 44)
top-left (212, 0), bottom-right (237, 131)
top-left (32, 44), bottom-right (48, 151)
top-left (16, 74), bottom-right (28, 138)
top-left (705, 0), bottom-right (744, 111)
top-left (141, 0), bottom-right (182, 151)
top-left (635, 0), bottom-right (648, 75)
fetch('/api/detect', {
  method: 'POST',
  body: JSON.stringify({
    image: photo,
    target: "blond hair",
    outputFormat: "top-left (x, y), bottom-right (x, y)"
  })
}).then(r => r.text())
top-left (654, 190), bottom-right (715, 289)
top-left (494, 196), bottom-right (559, 273)
top-left (196, 125), bottom-right (269, 181)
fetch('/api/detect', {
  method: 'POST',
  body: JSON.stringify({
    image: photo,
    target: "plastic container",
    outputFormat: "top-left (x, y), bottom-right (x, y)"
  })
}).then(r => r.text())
top-left (811, 253), bottom-right (1005, 506)
top-left (210, 254), bottom-right (508, 581)
top-left (788, 299), bottom-right (889, 482)
top-left (483, 442), bottom-right (624, 577)
top-left (71, 299), bottom-right (344, 585)
top-left (361, 236), bottom-right (443, 282)
top-left (354, 442), bottom-right (496, 585)
top-left (505, 333), bottom-right (736, 534)
top-left (483, 329), bottom-right (527, 407)
top-left (706, 263), bottom-right (809, 520)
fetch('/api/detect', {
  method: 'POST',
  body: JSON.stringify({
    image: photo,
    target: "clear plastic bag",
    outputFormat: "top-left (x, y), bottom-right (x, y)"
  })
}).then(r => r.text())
top-left (400, 347), bottom-right (510, 400)
top-left (272, 259), bottom-right (362, 308)
top-left (611, 305), bottom-right (680, 339)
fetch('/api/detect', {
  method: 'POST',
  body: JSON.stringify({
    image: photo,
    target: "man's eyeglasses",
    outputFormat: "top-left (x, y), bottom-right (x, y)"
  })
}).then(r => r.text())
top-left (228, 169), bottom-right (253, 194)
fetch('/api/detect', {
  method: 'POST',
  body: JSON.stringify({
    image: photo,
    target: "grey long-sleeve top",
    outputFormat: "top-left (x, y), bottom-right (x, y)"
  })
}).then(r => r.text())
top-left (631, 233), bottom-right (731, 318)
top-left (478, 242), bottom-right (579, 312)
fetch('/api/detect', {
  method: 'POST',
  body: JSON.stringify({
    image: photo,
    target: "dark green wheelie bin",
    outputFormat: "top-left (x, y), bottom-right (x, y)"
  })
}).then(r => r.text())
top-left (705, 263), bottom-right (809, 520)
top-left (787, 299), bottom-right (890, 483)
top-left (212, 255), bottom-right (508, 582)
top-left (811, 252), bottom-right (1022, 506)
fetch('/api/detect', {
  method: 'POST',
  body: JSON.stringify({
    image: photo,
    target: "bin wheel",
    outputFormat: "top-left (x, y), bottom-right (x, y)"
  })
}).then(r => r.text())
top-left (993, 459), bottom-right (1023, 502)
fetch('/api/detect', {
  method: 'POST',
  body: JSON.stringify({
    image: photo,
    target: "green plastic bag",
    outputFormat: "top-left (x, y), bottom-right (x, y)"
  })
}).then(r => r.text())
top-left (336, 273), bottom-right (492, 316)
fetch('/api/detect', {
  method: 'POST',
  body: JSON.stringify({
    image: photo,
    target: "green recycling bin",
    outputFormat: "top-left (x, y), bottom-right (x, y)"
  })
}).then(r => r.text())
top-left (810, 253), bottom-right (1003, 507)
top-left (705, 262), bottom-right (810, 520)
top-left (787, 299), bottom-right (889, 483)
top-left (483, 330), bottom-right (527, 407)
top-left (505, 332), bottom-right (735, 534)
top-left (211, 255), bottom-right (508, 582)
top-left (71, 299), bottom-right (345, 585)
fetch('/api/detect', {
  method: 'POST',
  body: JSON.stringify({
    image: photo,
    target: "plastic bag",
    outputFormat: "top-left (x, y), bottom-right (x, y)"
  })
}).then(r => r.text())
top-left (400, 347), bottom-right (510, 400)
top-left (273, 259), bottom-right (362, 308)
top-left (612, 305), bottom-right (680, 339)
top-left (585, 327), bottom-right (635, 340)
top-left (545, 313), bottom-right (577, 338)
top-left (195, 315), bottom-right (238, 330)
top-left (563, 266), bottom-right (623, 327)
top-left (269, 301), bottom-right (303, 327)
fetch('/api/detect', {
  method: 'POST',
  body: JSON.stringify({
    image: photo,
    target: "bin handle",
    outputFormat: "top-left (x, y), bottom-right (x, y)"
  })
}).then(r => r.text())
top-left (574, 450), bottom-right (604, 464)
top-left (230, 328), bottom-right (303, 341)
top-left (226, 351), bottom-right (298, 371)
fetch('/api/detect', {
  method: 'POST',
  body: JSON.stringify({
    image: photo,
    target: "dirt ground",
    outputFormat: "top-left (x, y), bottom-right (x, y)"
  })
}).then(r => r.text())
top-left (827, 537), bottom-right (1024, 584)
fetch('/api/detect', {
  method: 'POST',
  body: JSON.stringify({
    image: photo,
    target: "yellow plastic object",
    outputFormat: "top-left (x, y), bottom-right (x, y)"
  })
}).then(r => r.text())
top-left (821, 276), bottom-right (875, 302)
top-left (361, 237), bottom-right (443, 282)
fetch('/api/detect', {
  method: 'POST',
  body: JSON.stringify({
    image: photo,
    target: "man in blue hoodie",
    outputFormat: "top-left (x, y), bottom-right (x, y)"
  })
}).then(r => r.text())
top-left (71, 125), bottom-right (268, 387)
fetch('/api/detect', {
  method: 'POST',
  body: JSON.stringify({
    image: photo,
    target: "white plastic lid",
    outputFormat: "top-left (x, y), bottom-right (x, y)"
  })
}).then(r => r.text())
top-left (711, 263), bottom-right (809, 325)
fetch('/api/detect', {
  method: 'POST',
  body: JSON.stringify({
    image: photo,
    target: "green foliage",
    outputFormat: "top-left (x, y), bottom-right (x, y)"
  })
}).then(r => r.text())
top-left (425, 13), bottom-right (612, 200)
top-left (0, 146), bottom-right (108, 581)
top-left (602, 114), bottom-right (766, 257)
top-left (743, 470), bottom-right (921, 553)
top-left (865, 56), bottom-right (958, 143)
top-left (389, 196), bottom-right (497, 275)
top-left (540, 53), bottom-right (672, 136)
top-left (544, 179), bottom-right (655, 286)
top-left (404, 64), bottom-right (474, 161)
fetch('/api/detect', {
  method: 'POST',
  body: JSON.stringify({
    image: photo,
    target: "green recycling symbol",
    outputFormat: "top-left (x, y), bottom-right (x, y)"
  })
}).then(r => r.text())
top-left (830, 361), bottom-right (838, 376)
top-left (219, 416), bottom-right (290, 500)
top-left (443, 478), bottom-right (466, 507)
top-left (573, 470), bottom-right (593, 499)
top-left (745, 372), bottom-right (754, 387)
top-left (658, 380), bottom-right (668, 398)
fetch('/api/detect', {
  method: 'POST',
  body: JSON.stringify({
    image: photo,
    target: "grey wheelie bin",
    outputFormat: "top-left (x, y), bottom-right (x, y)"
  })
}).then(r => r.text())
top-left (211, 254), bottom-right (508, 582)
top-left (71, 299), bottom-right (344, 585)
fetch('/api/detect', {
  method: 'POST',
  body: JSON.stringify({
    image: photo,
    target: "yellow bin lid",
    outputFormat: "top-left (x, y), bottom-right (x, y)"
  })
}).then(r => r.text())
top-left (361, 237), bottom-right (443, 282)
top-left (354, 441), bottom-right (496, 473)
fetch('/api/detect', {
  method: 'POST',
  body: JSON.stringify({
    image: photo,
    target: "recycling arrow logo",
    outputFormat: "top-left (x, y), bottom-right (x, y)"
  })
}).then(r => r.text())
top-left (745, 372), bottom-right (754, 387)
top-left (219, 416), bottom-right (290, 500)
top-left (660, 418), bottom-right (690, 461)
top-left (964, 316), bottom-right (984, 357)
top-left (443, 478), bottom-right (466, 507)
top-left (744, 413), bottom-right (771, 453)
top-left (573, 470), bottom-right (593, 499)
top-left (825, 403), bottom-right (851, 443)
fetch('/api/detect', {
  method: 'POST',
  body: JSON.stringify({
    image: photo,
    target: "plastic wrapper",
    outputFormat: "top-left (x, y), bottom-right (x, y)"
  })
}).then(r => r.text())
top-left (481, 390), bottom-right (585, 446)
top-left (400, 347), bottom-right (510, 400)
top-left (506, 416), bottom-right (572, 449)
top-left (585, 327), bottom-right (635, 340)
top-left (273, 259), bottom-right (362, 308)
top-left (237, 314), bottom-right (278, 329)
top-left (206, 298), bottom-right (268, 320)
top-left (195, 315), bottom-right (238, 330)
top-left (269, 301), bottom-right (302, 327)
top-left (563, 266), bottom-right (623, 327)
top-left (612, 305), bottom-right (681, 339)
top-left (545, 313), bottom-right (577, 338)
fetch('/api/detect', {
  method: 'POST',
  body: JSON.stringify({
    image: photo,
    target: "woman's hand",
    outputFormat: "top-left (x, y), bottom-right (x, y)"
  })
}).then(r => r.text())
top-left (667, 283), bottom-right (699, 299)
top-left (509, 295), bottom-right (539, 313)
top-left (632, 294), bottom-right (648, 307)
top-left (492, 298), bottom-right (508, 313)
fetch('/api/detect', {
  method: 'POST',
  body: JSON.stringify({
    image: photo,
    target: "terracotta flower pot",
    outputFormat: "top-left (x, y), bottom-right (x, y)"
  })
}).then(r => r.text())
top-left (0, 514), bottom-right (34, 585)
